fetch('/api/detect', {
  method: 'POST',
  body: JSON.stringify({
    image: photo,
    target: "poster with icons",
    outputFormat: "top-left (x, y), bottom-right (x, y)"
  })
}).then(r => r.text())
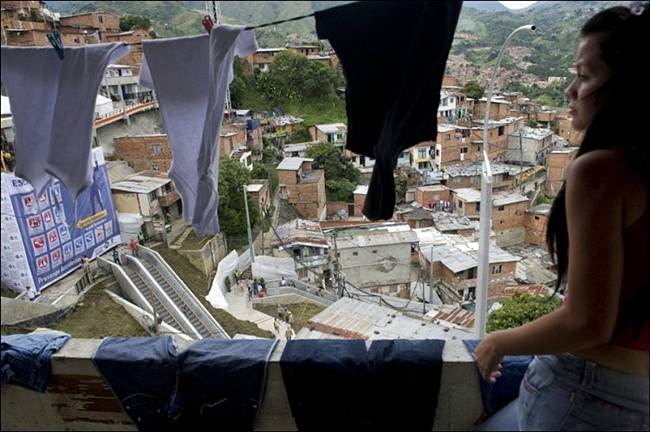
top-left (0, 148), bottom-right (121, 294)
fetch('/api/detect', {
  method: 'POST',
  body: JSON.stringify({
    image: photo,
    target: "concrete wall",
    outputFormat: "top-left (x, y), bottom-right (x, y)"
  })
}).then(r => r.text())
top-left (493, 226), bottom-right (527, 247)
top-left (0, 338), bottom-right (483, 431)
top-left (97, 110), bottom-right (165, 156)
top-left (338, 243), bottom-right (411, 289)
top-left (178, 232), bottom-right (228, 276)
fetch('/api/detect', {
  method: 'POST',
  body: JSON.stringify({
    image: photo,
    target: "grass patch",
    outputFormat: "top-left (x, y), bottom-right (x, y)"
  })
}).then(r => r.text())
top-left (49, 284), bottom-right (149, 338)
top-left (1, 285), bottom-right (19, 299)
top-left (152, 245), bottom-right (274, 339)
top-left (254, 303), bottom-right (326, 332)
top-left (181, 230), bottom-right (212, 250)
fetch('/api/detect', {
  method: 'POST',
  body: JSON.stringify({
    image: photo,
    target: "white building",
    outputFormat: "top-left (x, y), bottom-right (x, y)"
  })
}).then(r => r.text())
top-left (506, 127), bottom-right (554, 166)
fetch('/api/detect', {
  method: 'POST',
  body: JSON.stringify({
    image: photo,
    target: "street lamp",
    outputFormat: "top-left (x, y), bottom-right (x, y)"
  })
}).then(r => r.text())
top-left (475, 24), bottom-right (536, 339)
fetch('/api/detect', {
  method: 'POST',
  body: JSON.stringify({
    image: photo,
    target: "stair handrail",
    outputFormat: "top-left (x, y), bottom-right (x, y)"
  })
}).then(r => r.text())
top-left (139, 246), bottom-right (230, 339)
top-left (98, 257), bottom-right (154, 315)
top-left (123, 254), bottom-right (202, 339)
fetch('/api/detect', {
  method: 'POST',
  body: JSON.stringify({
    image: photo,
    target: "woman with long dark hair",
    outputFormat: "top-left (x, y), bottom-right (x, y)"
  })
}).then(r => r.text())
top-left (475, 5), bottom-right (649, 430)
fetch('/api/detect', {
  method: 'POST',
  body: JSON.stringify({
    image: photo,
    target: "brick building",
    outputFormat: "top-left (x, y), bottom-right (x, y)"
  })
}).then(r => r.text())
top-left (415, 185), bottom-right (451, 208)
top-left (114, 134), bottom-right (172, 172)
top-left (59, 11), bottom-right (120, 35)
top-left (420, 241), bottom-right (520, 302)
top-left (277, 157), bottom-right (327, 221)
top-left (110, 170), bottom-right (182, 239)
top-left (555, 114), bottom-right (584, 146)
top-left (473, 97), bottom-right (512, 120)
top-left (247, 180), bottom-right (271, 214)
top-left (243, 48), bottom-right (286, 73)
top-left (492, 192), bottom-right (530, 247)
top-left (545, 147), bottom-right (579, 196)
top-left (353, 185), bottom-right (368, 217)
top-left (525, 204), bottom-right (551, 246)
top-left (450, 188), bottom-right (481, 218)
top-left (309, 123), bottom-right (347, 145)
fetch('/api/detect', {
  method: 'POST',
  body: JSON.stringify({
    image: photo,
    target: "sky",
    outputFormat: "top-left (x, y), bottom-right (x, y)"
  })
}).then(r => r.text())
top-left (499, 1), bottom-right (538, 9)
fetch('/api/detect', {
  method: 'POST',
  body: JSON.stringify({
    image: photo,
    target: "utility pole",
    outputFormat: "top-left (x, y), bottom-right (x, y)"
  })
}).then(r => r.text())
top-left (429, 246), bottom-right (434, 313)
top-left (332, 231), bottom-right (343, 297)
top-left (243, 185), bottom-right (255, 263)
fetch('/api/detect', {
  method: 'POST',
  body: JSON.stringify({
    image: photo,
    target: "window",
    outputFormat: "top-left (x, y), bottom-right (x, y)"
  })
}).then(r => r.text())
top-left (492, 264), bottom-right (502, 274)
top-left (467, 268), bottom-right (477, 279)
top-left (418, 149), bottom-right (428, 159)
top-left (435, 149), bottom-right (440, 156)
top-left (352, 251), bottom-right (358, 256)
top-left (336, 252), bottom-right (340, 258)
top-left (498, 126), bottom-right (505, 136)
top-left (152, 162), bottom-right (160, 171)
top-left (372, 250), bottom-right (377, 253)
top-left (151, 144), bottom-right (161, 155)
top-left (389, 285), bottom-right (398, 294)
top-left (148, 191), bottom-right (157, 202)
top-left (458, 201), bottom-right (463, 208)
top-left (498, 206), bottom-right (505, 211)
top-left (476, 202), bottom-right (480, 211)
top-left (468, 287), bottom-right (476, 300)
top-left (460, 147), bottom-right (468, 153)
top-left (98, 15), bottom-right (104, 23)
top-left (534, 216), bottom-right (540, 220)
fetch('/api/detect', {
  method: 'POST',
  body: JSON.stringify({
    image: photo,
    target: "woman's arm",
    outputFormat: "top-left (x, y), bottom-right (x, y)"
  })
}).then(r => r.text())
top-left (476, 151), bottom-right (625, 376)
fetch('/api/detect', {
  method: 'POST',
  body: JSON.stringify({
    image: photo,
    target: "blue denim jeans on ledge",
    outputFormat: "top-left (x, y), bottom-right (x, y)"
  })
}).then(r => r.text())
top-left (92, 336), bottom-right (178, 431)
top-left (464, 339), bottom-right (533, 418)
top-left (1, 331), bottom-right (70, 392)
top-left (169, 338), bottom-right (278, 431)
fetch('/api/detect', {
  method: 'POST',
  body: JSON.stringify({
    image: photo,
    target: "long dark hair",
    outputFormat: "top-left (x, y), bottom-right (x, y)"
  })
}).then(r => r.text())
top-left (546, 5), bottom-right (650, 295)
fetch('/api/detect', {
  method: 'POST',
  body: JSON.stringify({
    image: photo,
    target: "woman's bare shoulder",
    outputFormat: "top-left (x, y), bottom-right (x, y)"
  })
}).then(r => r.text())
top-left (567, 149), bottom-right (627, 188)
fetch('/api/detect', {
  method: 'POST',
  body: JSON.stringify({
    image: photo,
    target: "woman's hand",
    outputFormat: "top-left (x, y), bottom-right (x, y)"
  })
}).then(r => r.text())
top-left (475, 333), bottom-right (504, 383)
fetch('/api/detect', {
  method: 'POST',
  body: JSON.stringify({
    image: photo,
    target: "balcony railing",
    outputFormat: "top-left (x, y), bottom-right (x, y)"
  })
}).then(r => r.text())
top-left (0, 338), bottom-right (483, 431)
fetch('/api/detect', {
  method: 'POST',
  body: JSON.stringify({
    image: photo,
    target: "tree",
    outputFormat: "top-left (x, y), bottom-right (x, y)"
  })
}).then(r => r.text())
top-left (527, 119), bottom-right (540, 128)
top-left (119, 15), bottom-right (152, 32)
top-left (326, 179), bottom-right (356, 202)
top-left (395, 175), bottom-right (408, 205)
top-left (218, 158), bottom-right (260, 239)
top-left (462, 81), bottom-right (485, 100)
top-left (487, 292), bottom-right (561, 332)
top-left (306, 143), bottom-right (360, 201)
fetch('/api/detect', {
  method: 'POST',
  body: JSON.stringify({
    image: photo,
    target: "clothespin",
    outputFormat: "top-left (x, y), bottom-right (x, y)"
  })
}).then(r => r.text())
top-left (202, 15), bottom-right (214, 33)
top-left (47, 31), bottom-right (64, 60)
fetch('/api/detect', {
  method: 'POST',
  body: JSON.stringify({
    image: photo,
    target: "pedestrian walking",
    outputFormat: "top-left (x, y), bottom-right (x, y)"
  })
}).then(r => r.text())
top-left (285, 325), bottom-right (294, 340)
top-left (252, 279), bottom-right (259, 296)
top-left (138, 231), bottom-right (145, 246)
top-left (247, 284), bottom-right (253, 302)
top-left (112, 248), bottom-right (120, 264)
top-left (129, 238), bottom-right (138, 257)
top-left (273, 318), bottom-right (280, 335)
top-left (286, 310), bottom-right (294, 326)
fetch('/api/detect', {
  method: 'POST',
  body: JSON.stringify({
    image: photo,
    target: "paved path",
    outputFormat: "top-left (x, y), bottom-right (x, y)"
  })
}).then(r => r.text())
top-left (224, 280), bottom-right (294, 340)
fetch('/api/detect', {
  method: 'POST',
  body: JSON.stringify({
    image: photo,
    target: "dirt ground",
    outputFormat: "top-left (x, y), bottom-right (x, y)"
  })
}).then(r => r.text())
top-left (49, 283), bottom-right (149, 338)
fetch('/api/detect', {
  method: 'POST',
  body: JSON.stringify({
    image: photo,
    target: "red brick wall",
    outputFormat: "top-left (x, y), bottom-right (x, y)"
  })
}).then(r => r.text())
top-left (415, 187), bottom-right (451, 208)
top-left (114, 135), bottom-right (172, 172)
top-left (545, 149), bottom-right (577, 196)
top-left (353, 193), bottom-right (366, 217)
top-left (525, 211), bottom-right (549, 246)
top-left (327, 201), bottom-right (349, 217)
top-left (493, 201), bottom-right (528, 231)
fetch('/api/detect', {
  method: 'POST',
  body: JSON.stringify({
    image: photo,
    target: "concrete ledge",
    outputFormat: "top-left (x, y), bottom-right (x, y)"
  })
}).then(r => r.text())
top-left (1, 338), bottom-right (482, 431)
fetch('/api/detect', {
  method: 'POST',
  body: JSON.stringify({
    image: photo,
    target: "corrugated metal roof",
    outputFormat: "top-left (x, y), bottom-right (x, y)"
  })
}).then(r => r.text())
top-left (296, 297), bottom-right (471, 340)
top-left (316, 123), bottom-right (347, 134)
top-left (277, 157), bottom-right (313, 170)
top-left (111, 172), bottom-right (170, 194)
top-left (493, 193), bottom-right (529, 207)
top-left (453, 188), bottom-right (482, 202)
top-left (336, 230), bottom-right (417, 249)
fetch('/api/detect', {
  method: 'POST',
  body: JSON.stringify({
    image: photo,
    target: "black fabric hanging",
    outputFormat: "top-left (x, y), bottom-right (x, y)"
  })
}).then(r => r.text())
top-left (316, 1), bottom-right (463, 220)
